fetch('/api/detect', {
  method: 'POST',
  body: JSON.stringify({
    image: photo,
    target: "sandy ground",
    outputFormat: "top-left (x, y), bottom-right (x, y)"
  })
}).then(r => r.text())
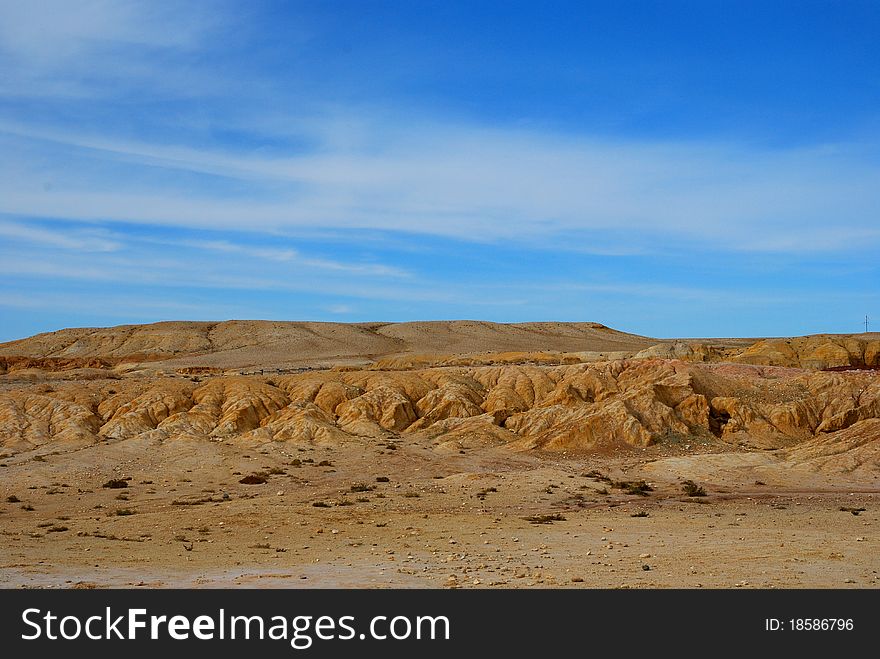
top-left (1, 432), bottom-right (876, 589)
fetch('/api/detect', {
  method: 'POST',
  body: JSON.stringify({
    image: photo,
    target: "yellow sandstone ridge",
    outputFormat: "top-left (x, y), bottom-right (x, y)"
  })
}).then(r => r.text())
top-left (2, 360), bottom-right (878, 473)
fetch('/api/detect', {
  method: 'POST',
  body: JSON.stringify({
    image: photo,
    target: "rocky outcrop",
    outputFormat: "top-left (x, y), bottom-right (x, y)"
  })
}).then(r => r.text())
top-left (336, 386), bottom-right (419, 433)
top-left (2, 360), bottom-right (878, 460)
top-left (0, 393), bottom-right (100, 450)
top-left (99, 380), bottom-right (196, 439)
top-left (633, 341), bottom-right (732, 362)
top-left (778, 418), bottom-right (880, 477)
top-left (732, 336), bottom-right (880, 370)
top-left (0, 356), bottom-right (117, 372)
top-left (244, 402), bottom-right (349, 445)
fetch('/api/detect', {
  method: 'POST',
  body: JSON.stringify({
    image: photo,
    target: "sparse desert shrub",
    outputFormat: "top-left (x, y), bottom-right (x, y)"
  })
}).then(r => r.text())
top-left (171, 496), bottom-right (214, 506)
top-left (375, 476), bottom-right (390, 483)
top-left (6, 495), bottom-right (20, 503)
top-left (102, 479), bottom-right (128, 489)
top-left (476, 487), bottom-right (497, 500)
top-left (312, 501), bottom-right (331, 508)
top-left (318, 460), bottom-right (333, 467)
top-left (350, 483), bottom-right (374, 492)
top-left (630, 511), bottom-right (649, 518)
top-left (840, 507), bottom-right (866, 515)
top-left (523, 513), bottom-right (566, 524)
top-left (116, 508), bottom-right (135, 516)
top-left (613, 480), bottom-right (654, 496)
top-left (585, 470), bottom-right (611, 483)
top-left (239, 473), bottom-right (268, 485)
top-left (681, 480), bottom-right (707, 497)
top-left (267, 467), bottom-right (286, 475)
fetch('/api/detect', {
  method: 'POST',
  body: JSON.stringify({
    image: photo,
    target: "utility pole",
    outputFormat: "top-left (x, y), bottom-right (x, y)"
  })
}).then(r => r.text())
top-left (866, 315), bottom-right (870, 333)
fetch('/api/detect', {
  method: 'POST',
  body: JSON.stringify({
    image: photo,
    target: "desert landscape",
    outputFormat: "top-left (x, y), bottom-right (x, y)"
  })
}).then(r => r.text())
top-left (1, 320), bottom-right (877, 588)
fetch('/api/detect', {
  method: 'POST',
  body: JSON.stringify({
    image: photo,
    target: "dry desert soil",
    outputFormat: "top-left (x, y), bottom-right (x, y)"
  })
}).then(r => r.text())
top-left (1, 320), bottom-right (877, 588)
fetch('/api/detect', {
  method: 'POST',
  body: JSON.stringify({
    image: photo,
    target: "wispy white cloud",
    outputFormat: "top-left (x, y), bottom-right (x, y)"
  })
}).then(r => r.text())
top-left (185, 239), bottom-right (300, 263)
top-left (0, 0), bottom-right (209, 60)
top-left (178, 239), bottom-right (409, 277)
top-left (507, 280), bottom-right (877, 307)
top-left (0, 218), bottom-right (122, 251)
top-left (0, 0), bottom-right (228, 98)
top-left (0, 228), bottom-right (411, 294)
top-left (1, 116), bottom-right (878, 254)
top-left (0, 2), bottom-right (877, 257)
top-left (325, 304), bottom-right (354, 315)
top-left (0, 290), bottom-right (231, 319)
top-left (0, 236), bottom-right (526, 310)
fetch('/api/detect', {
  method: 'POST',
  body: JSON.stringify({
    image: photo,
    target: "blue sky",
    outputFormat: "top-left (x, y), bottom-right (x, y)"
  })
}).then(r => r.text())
top-left (0, 0), bottom-right (878, 342)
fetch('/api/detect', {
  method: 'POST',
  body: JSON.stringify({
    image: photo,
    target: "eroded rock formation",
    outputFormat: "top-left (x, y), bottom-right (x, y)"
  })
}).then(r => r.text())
top-left (3, 360), bottom-right (878, 465)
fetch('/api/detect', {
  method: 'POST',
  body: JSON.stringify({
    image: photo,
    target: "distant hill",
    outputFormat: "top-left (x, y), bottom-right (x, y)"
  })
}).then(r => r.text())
top-left (0, 320), bottom-right (657, 369)
top-left (1, 320), bottom-right (876, 372)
